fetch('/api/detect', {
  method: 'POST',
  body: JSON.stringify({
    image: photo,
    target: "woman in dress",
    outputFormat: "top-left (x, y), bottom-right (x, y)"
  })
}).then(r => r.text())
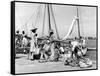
top-left (28, 27), bottom-right (38, 60)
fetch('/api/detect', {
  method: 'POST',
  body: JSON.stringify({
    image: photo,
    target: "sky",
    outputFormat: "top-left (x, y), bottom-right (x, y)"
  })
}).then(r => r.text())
top-left (15, 2), bottom-right (97, 38)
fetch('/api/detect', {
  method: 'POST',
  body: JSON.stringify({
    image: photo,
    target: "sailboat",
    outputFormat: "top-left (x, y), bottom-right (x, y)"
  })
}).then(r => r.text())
top-left (62, 6), bottom-right (87, 55)
top-left (36, 4), bottom-right (87, 55)
top-left (16, 4), bottom-right (89, 55)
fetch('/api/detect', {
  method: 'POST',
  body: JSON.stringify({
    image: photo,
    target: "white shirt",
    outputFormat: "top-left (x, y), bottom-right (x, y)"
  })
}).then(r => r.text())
top-left (71, 40), bottom-right (79, 51)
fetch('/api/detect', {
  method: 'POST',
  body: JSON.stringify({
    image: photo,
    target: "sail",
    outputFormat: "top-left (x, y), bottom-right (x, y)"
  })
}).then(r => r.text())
top-left (15, 3), bottom-right (96, 38)
top-left (62, 16), bottom-right (78, 40)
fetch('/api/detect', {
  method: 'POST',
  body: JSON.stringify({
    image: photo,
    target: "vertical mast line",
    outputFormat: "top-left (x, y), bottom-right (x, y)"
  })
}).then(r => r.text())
top-left (76, 6), bottom-right (81, 39)
top-left (42, 4), bottom-right (46, 36)
top-left (47, 4), bottom-right (51, 33)
top-left (50, 4), bottom-right (60, 39)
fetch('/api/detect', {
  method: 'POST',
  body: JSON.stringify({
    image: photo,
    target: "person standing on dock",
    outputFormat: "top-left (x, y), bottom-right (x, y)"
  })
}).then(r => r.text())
top-left (49, 29), bottom-right (55, 42)
top-left (49, 29), bottom-right (59, 61)
top-left (22, 31), bottom-right (27, 53)
top-left (80, 37), bottom-right (87, 55)
top-left (28, 27), bottom-right (38, 60)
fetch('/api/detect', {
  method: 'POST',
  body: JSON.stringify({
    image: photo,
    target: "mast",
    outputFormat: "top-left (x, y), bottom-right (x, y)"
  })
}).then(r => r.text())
top-left (47, 4), bottom-right (51, 34)
top-left (50, 4), bottom-right (60, 39)
top-left (76, 6), bottom-right (81, 39)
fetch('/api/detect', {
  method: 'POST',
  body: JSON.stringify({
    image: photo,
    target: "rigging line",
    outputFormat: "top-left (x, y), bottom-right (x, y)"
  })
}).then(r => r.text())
top-left (23, 5), bottom-right (40, 34)
top-left (24, 5), bottom-right (41, 27)
top-left (31, 5), bottom-right (41, 28)
top-left (76, 6), bottom-right (81, 38)
top-left (16, 8), bottom-right (23, 26)
top-left (34, 5), bottom-right (42, 27)
top-left (42, 4), bottom-right (46, 36)
top-left (16, 8), bottom-right (25, 31)
top-left (50, 4), bottom-right (60, 39)
top-left (24, 5), bottom-right (41, 34)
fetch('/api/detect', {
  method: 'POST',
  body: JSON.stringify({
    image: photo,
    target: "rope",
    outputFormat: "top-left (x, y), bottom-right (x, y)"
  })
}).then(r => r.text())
top-left (42, 4), bottom-right (46, 36)
top-left (23, 5), bottom-right (41, 34)
top-left (16, 8), bottom-right (23, 26)
top-left (50, 4), bottom-right (60, 39)
top-left (34, 5), bottom-right (42, 27)
top-left (16, 8), bottom-right (24, 31)
top-left (24, 5), bottom-right (41, 26)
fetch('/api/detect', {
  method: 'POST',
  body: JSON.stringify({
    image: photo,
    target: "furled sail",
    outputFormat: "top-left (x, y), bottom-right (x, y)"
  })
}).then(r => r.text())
top-left (62, 16), bottom-right (78, 40)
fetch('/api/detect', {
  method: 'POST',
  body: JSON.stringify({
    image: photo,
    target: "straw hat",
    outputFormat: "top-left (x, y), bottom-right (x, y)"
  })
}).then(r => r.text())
top-left (30, 27), bottom-right (38, 33)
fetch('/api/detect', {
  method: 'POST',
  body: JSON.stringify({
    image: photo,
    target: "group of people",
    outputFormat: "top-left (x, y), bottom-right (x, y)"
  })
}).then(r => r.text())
top-left (27, 28), bottom-right (59, 62)
top-left (15, 30), bottom-right (31, 54)
top-left (15, 27), bottom-right (93, 68)
top-left (63, 37), bottom-right (92, 68)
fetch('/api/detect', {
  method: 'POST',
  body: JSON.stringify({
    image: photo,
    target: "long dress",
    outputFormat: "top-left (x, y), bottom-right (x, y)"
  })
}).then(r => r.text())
top-left (30, 33), bottom-right (35, 52)
top-left (28, 33), bottom-right (37, 59)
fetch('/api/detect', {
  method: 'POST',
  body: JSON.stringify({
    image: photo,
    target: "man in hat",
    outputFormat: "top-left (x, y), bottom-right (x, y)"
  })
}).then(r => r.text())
top-left (15, 30), bottom-right (22, 47)
top-left (28, 27), bottom-right (38, 60)
top-left (22, 31), bottom-right (29, 54)
top-left (15, 30), bottom-right (19, 43)
top-left (48, 29), bottom-right (60, 61)
top-left (49, 29), bottom-right (55, 41)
